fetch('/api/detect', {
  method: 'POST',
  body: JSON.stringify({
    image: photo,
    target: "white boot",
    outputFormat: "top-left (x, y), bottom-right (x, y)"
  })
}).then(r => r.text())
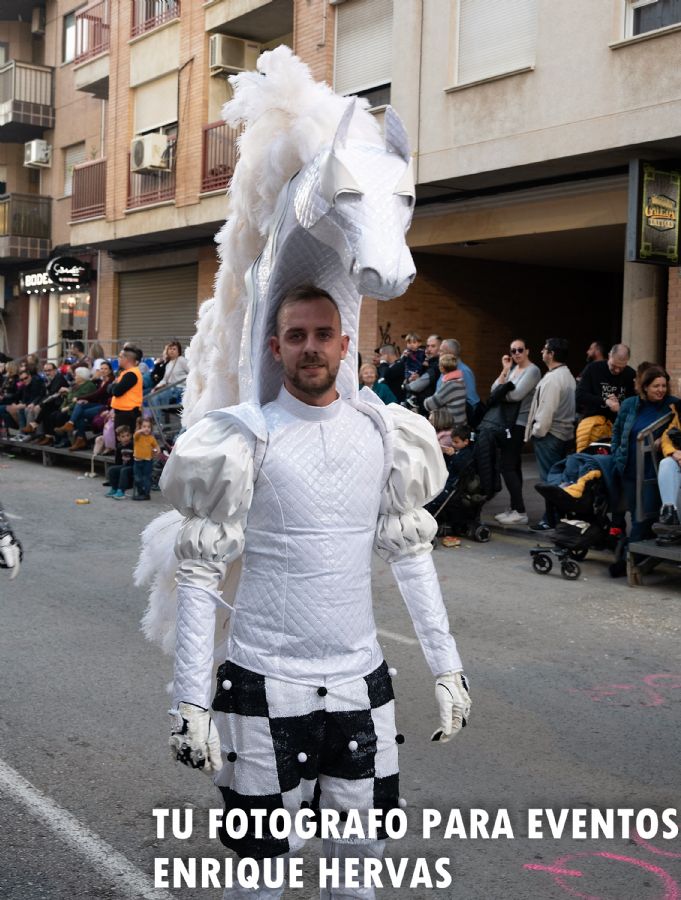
top-left (319, 838), bottom-right (386, 900)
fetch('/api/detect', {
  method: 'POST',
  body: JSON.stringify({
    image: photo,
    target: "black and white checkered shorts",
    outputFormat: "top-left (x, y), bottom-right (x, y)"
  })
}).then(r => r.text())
top-left (211, 660), bottom-right (400, 859)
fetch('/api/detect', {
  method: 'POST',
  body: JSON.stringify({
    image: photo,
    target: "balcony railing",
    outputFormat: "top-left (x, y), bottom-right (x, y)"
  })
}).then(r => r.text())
top-left (201, 121), bottom-right (239, 193)
top-left (75, 1), bottom-right (111, 64)
top-left (71, 158), bottom-right (106, 221)
top-left (0, 193), bottom-right (51, 239)
top-left (131, 0), bottom-right (180, 38)
top-left (0, 60), bottom-right (54, 139)
top-left (127, 139), bottom-right (176, 209)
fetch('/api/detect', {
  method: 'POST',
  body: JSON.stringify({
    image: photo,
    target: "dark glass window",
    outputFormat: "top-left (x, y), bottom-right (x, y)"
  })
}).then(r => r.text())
top-left (634, 0), bottom-right (681, 35)
top-left (356, 84), bottom-right (391, 109)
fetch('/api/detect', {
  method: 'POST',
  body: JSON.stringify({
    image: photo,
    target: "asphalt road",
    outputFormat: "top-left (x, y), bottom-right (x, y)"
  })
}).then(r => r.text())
top-left (1, 452), bottom-right (680, 900)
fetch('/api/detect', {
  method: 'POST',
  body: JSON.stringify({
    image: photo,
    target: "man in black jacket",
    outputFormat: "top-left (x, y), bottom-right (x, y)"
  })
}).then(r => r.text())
top-left (377, 344), bottom-right (406, 402)
top-left (576, 343), bottom-right (635, 422)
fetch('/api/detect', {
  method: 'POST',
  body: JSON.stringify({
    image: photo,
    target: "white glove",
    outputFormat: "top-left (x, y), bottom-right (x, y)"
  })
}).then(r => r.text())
top-left (0, 532), bottom-right (21, 580)
top-left (169, 701), bottom-right (223, 775)
top-left (431, 672), bottom-right (471, 743)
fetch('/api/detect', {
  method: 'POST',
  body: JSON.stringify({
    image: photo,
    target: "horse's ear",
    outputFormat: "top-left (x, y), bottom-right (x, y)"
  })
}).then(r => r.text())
top-left (384, 106), bottom-right (411, 163)
top-left (332, 99), bottom-right (356, 153)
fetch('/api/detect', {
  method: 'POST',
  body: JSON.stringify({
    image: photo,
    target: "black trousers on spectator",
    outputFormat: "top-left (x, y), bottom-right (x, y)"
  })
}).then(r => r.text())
top-left (45, 409), bottom-right (69, 436)
top-left (499, 424), bottom-right (527, 513)
top-left (113, 408), bottom-right (140, 433)
top-left (108, 464), bottom-right (134, 492)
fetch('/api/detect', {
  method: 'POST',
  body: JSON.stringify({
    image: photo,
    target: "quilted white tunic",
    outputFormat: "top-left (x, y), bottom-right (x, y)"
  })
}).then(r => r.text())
top-left (162, 387), bottom-right (463, 708)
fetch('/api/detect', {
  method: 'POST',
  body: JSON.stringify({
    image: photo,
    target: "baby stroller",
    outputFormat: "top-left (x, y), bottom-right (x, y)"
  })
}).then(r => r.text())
top-left (429, 457), bottom-right (491, 544)
top-left (530, 446), bottom-right (624, 579)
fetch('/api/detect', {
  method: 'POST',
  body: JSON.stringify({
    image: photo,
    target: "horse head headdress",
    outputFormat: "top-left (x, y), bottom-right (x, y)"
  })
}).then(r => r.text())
top-left (182, 45), bottom-right (416, 425)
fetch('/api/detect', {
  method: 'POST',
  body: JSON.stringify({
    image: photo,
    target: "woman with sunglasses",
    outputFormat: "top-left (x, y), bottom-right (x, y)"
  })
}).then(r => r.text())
top-left (491, 340), bottom-right (541, 525)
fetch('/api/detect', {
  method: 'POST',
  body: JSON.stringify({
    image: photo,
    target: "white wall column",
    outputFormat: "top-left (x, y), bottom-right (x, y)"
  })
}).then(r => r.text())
top-left (47, 294), bottom-right (60, 360)
top-left (621, 261), bottom-right (666, 367)
top-left (27, 296), bottom-right (40, 355)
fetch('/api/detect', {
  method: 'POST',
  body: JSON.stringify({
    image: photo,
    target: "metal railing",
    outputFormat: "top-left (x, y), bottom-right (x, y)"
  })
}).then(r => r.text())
top-left (75, 1), bottom-right (111, 64)
top-left (71, 158), bottom-right (106, 220)
top-left (131, 0), bottom-right (180, 38)
top-left (635, 412), bottom-right (674, 521)
top-left (127, 139), bottom-right (176, 209)
top-left (0, 60), bottom-right (54, 127)
top-left (201, 121), bottom-right (239, 193)
top-left (0, 193), bottom-right (51, 239)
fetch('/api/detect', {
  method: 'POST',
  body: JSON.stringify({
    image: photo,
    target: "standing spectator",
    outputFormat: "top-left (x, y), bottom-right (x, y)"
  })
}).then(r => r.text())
top-left (132, 417), bottom-right (160, 501)
top-left (359, 363), bottom-right (397, 404)
top-left (440, 339), bottom-right (483, 426)
top-left (578, 340), bottom-right (608, 379)
top-left (424, 353), bottom-right (467, 424)
top-left (376, 344), bottom-right (406, 402)
top-left (67, 341), bottom-right (92, 375)
top-left (525, 338), bottom-right (576, 530)
top-left (575, 343), bottom-right (636, 451)
top-left (405, 334), bottom-right (441, 410)
top-left (146, 340), bottom-right (189, 414)
top-left (491, 339), bottom-right (542, 526)
top-left (401, 332), bottom-right (426, 382)
top-left (110, 346), bottom-right (143, 432)
top-left (610, 365), bottom-right (678, 544)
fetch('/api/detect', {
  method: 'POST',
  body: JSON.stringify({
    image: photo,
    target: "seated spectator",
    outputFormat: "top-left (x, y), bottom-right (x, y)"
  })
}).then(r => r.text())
top-left (440, 339), bottom-right (483, 426)
top-left (105, 425), bottom-right (135, 499)
top-left (38, 367), bottom-right (96, 445)
top-left (424, 353), bottom-right (467, 424)
top-left (66, 341), bottom-right (93, 376)
top-left (610, 364), bottom-right (678, 545)
top-left (575, 343), bottom-right (636, 451)
top-left (55, 361), bottom-right (115, 451)
top-left (146, 340), bottom-right (189, 412)
top-left (376, 344), bottom-right (406, 402)
top-left (653, 406), bottom-right (681, 542)
top-left (0, 368), bottom-right (45, 430)
top-left (359, 363), bottom-right (397, 404)
top-left (428, 408), bottom-right (455, 451)
top-left (89, 342), bottom-right (107, 374)
top-left (22, 362), bottom-right (69, 438)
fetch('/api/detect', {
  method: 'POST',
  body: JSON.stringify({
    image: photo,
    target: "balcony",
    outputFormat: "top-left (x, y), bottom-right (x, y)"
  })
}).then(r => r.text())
top-left (127, 139), bottom-right (176, 209)
top-left (131, 0), bottom-right (181, 38)
top-left (71, 158), bottom-right (106, 221)
top-left (0, 61), bottom-right (54, 143)
top-left (73, 1), bottom-right (110, 99)
top-left (0, 193), bottom-right (51, 261)
top-left (201, 121), bottom-right (239, 193)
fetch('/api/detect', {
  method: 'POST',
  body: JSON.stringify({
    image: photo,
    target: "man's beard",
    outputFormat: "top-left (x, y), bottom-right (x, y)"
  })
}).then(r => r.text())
top-left (286, 355), bottom-right (338, 398)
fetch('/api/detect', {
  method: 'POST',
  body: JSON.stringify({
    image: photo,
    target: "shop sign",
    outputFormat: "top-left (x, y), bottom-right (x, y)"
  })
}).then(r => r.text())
top-left (46, 256), bottom-right (90, 286)
top-left (626, 160), bottom-right (680, 265)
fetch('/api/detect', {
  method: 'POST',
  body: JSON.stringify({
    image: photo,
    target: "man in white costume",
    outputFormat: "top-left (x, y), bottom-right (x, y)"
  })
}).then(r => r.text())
top-left (0, 501), bottom-right (21, 579)
top-left (161, 285), bottom-right (470, 899)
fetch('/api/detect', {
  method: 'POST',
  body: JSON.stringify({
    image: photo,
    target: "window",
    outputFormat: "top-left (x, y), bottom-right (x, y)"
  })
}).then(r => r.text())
top-left (456, 0), bottom-right (537, 85)
top-left (334, 0), bottom-right (392, 106)
top-left (133, 73), bottom-right (178, 134)
top-left (64, 143), bottom-right (86, 196)
top-left (63, 11), bottom-right (77, 62)
top-left (0, 42), bottom-right (9, 65)
top-left (627, 0), bottom-right (681, 36)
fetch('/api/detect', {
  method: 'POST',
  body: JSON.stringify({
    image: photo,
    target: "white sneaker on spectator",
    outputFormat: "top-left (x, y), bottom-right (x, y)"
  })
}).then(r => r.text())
top-left (494, 509), bottom-right (512, 522)
top-left (498, 510), bottom-right (529, 525)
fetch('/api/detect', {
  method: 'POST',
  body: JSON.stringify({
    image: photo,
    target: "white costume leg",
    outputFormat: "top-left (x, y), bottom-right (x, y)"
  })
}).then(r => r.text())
top-left (221, 853), bottom-right (295, 900)
top-left (319, 838), bottom-right (386, 900)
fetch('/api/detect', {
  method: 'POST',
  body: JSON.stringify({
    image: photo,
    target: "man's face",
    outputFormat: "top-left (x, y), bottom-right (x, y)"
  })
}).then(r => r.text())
top-left (118, 352), bottom-right (133, 370)
top-left (586, 342), bottom-right (603, 362)
top-left (269, 297), bottom-right (349, 405)
top-left (425, 336), bottom-right (440, 358)
top-left (608, 352), bottom-right (629, 376)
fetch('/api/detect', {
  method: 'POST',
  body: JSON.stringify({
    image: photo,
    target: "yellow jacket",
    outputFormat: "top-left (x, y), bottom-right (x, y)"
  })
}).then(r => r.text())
top-left (660, 402), bottom-right (681, 457)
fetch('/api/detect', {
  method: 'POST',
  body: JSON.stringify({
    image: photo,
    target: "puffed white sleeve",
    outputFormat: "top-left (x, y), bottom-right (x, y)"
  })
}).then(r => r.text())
top-left (160, 415), bottom-right (255, 709)
top-left (375, 405), bottom-right (463, 676)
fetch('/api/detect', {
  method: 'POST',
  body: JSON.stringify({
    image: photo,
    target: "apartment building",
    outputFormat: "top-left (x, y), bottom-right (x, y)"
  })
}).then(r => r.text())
top-left (1, 0), bottom-right (680, 396)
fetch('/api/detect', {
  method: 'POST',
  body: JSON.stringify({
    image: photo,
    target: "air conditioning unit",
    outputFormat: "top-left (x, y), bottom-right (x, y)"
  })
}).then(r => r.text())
top-left (209, 34), bottom-right (261, 75)
top-left (31, 5), bottom-right (46, 35)
top-left (24, 139), bottom-right (51, 168)
top-left (130, 133), bottom-right (170, 173)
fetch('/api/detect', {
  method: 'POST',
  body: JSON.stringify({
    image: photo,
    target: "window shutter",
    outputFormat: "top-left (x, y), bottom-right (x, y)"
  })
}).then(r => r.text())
top-left (457, 0), bottom-right (537, 85)
top-left (64, 143), bottom-right (86, 196)
top-left (118, 266), bottom-right (198, 345)
top-left (334, 0), bottom-right (393, 95)
top-left (134, 73), bottom-right (178, 134)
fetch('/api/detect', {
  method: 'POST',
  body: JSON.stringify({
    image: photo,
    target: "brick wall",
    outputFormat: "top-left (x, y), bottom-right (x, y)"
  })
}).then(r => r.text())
top-left (666, 267), bottom-right (681, 396)
top-left (358, 253), bottom-right (623, 397)
top-left (294, 0), bottom-right (334, 83)
top-left (197, 244), bottom-right (219, 309)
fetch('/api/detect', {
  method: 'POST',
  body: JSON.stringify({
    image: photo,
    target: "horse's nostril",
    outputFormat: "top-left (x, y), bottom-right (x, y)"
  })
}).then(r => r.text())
top-left (357, 267), bottom-right (381, 292)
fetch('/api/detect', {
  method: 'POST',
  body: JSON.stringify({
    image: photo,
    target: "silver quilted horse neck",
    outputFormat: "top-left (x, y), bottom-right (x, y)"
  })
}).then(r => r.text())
top-left (239, 101), bottom-right (416, 406)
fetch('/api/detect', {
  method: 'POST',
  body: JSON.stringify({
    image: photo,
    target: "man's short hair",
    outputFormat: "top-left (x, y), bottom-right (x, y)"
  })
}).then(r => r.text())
top-left (441, 338), bottom-right (461, 356)
top-left (275, 284), bottom-right (341, 335)
top-left (545, 337), bottom-right (569, 364)
top-left (610, 343), bottom-right (630, 360)
top-left (380, 344), bottom-right (397, 357)
top-left (115, 425), bottom-right (131, 437)
top-left (122, 343), bottom-right (143, 362)
top-left (70, 340), bottom-right (85, 353)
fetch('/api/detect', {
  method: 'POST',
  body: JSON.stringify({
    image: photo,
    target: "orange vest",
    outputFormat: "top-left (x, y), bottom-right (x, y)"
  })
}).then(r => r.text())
top-left (111, 366), bottom-right (143, 412)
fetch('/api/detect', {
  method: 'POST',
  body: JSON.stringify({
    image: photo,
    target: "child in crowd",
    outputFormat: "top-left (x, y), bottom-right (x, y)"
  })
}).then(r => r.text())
top-left (105, 426), bottom-right (134, 500)
top-left (427, 424), bottom-right (476, 548)
top-left (132, 416), bottom-right (160, 501)
top-left (401, 333), bottom-right (426, 382)
top-left (428, 408), bottom-right (454, 451)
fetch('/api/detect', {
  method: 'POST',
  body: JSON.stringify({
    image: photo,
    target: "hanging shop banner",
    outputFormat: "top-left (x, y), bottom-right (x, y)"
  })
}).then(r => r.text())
top-left (46, 256), bottom-right (90, 286)
top-left (626, 160), bottom-right (680, 265)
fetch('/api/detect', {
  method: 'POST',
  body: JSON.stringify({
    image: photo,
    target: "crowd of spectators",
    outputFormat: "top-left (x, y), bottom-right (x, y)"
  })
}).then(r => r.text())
top-left (368, 333), bottom-right (681, 563)
top-left (0, 339), bottom-right (186, 500)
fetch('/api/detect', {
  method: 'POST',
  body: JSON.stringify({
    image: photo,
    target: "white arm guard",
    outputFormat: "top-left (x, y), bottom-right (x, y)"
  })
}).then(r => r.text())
top-left (390, 552), bottom-right (462, 676)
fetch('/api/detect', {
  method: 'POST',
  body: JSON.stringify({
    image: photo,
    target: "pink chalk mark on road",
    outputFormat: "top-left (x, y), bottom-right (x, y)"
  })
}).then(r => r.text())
top-left (633, 832), bottom-right (681, 860)
top-left (573, 673), bottom-right (681, 707)
top-left (524, 851), bottom-right (680, 900)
